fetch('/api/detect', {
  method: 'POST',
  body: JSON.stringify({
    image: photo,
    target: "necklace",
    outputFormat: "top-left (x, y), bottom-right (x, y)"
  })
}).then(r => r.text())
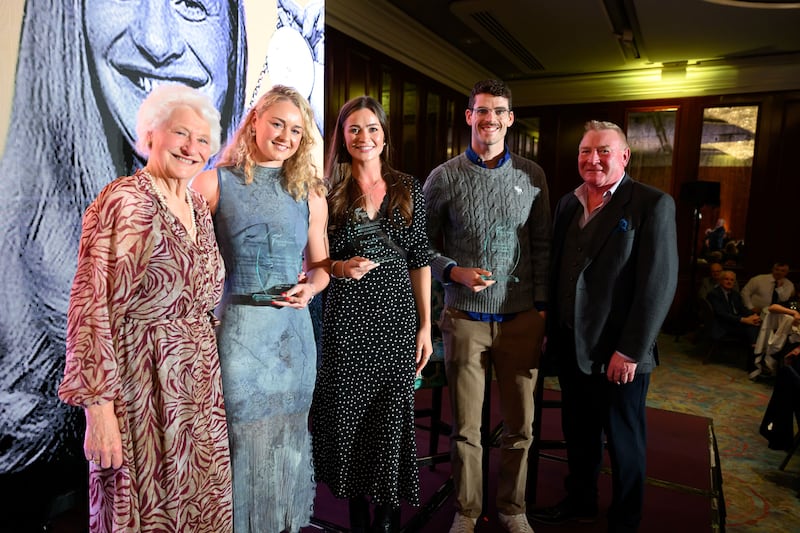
top-left (357, 177), bottom-right (385, 217)
top-left (358, 176), bottom-right (383, 190)
top-left (142, 170), bottom-right (196, 240)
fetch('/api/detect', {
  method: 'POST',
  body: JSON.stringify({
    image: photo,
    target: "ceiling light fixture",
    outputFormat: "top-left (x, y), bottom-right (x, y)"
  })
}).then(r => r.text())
top-left (703, 0), bottom-right (800, 8)
top-left (616, 29), bottom-right (641, 59)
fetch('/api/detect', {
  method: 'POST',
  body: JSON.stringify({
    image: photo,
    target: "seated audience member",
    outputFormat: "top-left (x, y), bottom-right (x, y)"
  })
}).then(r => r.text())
top-left (704, 218), bottom-right (726, 254)
top-left (765, 298), bottom-right (800, 349)
top-left (707, 271), bottom-right (761, 362)
top-left (698, 262), bottom-right (738, 300)
top-left (759, 343), bottom-right (800, 451)
top-left (779, 285), bottom-right (800, 311)
top-left (752, 302), bottom-right (800, 377)
top-left (741, 262), bottom-right (795, 314)
top-left (767, 301), bottom-right (800, 320)
top-left (723, 241), bottom-right (740, 266)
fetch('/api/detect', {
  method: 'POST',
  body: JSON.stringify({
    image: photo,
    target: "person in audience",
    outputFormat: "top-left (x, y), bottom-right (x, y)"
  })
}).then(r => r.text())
top-left (751, 297), bottom-right (800, 377)
top-left (741, 262), bottom-right (795, 314)
top-left (58, 85), bottom-right (232, 531)
top-left (531, 120), bottom-right (678, 533)
top-left (759, 341), bottom-right (800, 451)
top-left (768, 301), bottom-right (800, 319)
top-left (424, 79), bottom-right (550, 533)
top-left (723, 240), bottom-right (740, 266)
top-left (311, 95), bottom-right (433, 533)
top-left (707, 270), bottom-right (761, 345)
top-left (698, 261), bottom-right (738, 300)
top-left (704, 218), bottom-right (726, 255)
top-left (765, 299), bottom-right (800, 352)
top-left (193, 85), bottom-right (328, 532)
top-left (771, 284), bottom-right (800, 311)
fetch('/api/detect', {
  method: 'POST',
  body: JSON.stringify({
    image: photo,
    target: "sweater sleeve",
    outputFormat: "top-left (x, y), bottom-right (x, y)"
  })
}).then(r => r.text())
top-left (521, 158), bottom-right (552, 304)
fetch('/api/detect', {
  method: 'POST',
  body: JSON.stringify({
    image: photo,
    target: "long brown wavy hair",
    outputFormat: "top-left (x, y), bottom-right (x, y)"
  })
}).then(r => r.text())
top-left (216, 85), bottom-right (325, 200)
top-left (326, 96), bottom-right (413, 228)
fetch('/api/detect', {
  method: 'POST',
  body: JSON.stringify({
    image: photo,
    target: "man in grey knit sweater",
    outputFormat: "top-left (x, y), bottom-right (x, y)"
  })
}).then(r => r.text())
top-left (423, 79), bottom-right (550, 533)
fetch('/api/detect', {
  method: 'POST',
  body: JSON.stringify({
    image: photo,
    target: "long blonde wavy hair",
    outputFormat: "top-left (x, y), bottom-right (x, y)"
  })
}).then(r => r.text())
top-left (216, 85), bottom-right (325, 200)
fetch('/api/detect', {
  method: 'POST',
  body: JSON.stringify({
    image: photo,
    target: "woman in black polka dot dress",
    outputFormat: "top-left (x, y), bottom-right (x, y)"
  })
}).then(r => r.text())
top-left (312, 96), bottom-right (433, 532)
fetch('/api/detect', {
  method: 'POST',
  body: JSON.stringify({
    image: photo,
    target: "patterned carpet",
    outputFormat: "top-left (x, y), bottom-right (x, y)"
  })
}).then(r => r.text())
top-left (642, 334), bottom-right (800, 532)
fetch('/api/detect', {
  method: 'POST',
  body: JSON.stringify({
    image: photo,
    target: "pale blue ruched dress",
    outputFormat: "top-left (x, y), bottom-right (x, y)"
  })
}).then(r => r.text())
top-left (213, 165), bottom-right (316, 532)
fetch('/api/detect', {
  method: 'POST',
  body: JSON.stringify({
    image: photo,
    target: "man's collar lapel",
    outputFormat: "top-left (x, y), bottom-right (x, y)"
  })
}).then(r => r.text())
top-left (582, 174), bottom-right (633, 260)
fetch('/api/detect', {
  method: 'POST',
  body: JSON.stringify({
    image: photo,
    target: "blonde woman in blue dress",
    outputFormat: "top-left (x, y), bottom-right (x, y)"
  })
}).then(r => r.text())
top-left (194, 85), bottom-right (328, 533)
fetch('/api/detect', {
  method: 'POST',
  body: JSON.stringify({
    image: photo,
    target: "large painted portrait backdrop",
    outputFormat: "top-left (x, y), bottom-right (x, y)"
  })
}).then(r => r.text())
top-left (0, 0), bottom-right (324, 478)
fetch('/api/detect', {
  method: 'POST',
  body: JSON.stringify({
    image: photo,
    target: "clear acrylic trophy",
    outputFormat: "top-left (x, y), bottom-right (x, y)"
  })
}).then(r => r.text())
top-left (349, 207), bottom-right (406, 264)
top-left (250, 226), bottom-right (297, 302)
top-left (481, 220), bottom-right (521, 282)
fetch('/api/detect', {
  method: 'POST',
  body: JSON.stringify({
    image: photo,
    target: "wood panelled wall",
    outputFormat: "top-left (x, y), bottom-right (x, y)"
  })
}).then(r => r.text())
top-left (327, 28), bottom-right (800, 332)
top-left (325, 28), bottom-right (468, 180)
top-left (326, 28), bottom-right (536, 180)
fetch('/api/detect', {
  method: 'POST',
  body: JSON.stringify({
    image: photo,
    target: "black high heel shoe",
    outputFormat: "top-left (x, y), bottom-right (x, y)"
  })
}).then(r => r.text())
top-left (349, 496), bottom-right (370, 533)
top-left (371, 503), bottom-right (400, 533)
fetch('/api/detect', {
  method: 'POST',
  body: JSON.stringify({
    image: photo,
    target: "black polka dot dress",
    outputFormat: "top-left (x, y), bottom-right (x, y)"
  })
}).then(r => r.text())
top-left (312, 177), bottom-right (432, 507)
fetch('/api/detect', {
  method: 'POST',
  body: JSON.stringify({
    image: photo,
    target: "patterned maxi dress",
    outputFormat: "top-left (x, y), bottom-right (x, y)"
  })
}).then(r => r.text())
top-left (213, 166), bottom-right (317, 532)
top-left (58, 171), bottom-right (232, 532)
top-left (312, 176), bottom-right (433, 506)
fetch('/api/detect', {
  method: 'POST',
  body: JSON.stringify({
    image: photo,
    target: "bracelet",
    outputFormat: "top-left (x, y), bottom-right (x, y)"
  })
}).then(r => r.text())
top-left (331, 259), bottom-right (352, 281)
top-left (330, 260), bottom-right (345, 280)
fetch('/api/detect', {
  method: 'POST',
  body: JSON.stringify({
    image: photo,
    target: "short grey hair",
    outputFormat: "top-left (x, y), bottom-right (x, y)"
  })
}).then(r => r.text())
top-left (135, 84), bottom-right (222, 157)
top-left (584, 120), bottom-right (629, 149)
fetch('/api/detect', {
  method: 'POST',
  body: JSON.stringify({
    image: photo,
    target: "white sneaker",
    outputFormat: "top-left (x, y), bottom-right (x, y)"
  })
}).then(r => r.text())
top-left (449, 513), bottom-right (477, 533)
top-left (498, 512), bottom-right (535, 533)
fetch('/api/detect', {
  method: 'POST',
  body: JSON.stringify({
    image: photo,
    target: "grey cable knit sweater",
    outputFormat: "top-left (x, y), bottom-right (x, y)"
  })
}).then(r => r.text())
top-left (423, 151), bottom-right (551, 314)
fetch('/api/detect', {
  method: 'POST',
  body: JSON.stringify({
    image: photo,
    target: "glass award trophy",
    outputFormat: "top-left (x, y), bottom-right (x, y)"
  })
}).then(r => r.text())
top-left (349, 207), bottom-right (406, 264)
top-left (481, 220), bottom-right (521, 282)
top-left (249, 225), bottom-right (297, 303)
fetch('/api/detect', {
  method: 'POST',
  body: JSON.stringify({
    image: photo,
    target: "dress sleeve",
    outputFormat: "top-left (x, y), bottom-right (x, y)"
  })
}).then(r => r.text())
top-left (58, 184), bottom-right (154, 407)
top-left (405, 178), bottom-right (434, 270)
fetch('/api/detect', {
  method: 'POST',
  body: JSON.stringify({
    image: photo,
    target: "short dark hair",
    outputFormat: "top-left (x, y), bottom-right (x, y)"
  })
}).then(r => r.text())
top-left (469, 79), bottom-right (512, 110)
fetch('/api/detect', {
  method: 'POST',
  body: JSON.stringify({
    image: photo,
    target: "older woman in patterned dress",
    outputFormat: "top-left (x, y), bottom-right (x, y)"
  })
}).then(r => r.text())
top-left (58, 85), bottom-right (232, 532)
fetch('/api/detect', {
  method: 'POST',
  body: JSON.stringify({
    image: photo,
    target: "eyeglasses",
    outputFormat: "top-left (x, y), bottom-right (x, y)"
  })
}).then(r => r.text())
top-left (470, 107), bottom-right (511, 118)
